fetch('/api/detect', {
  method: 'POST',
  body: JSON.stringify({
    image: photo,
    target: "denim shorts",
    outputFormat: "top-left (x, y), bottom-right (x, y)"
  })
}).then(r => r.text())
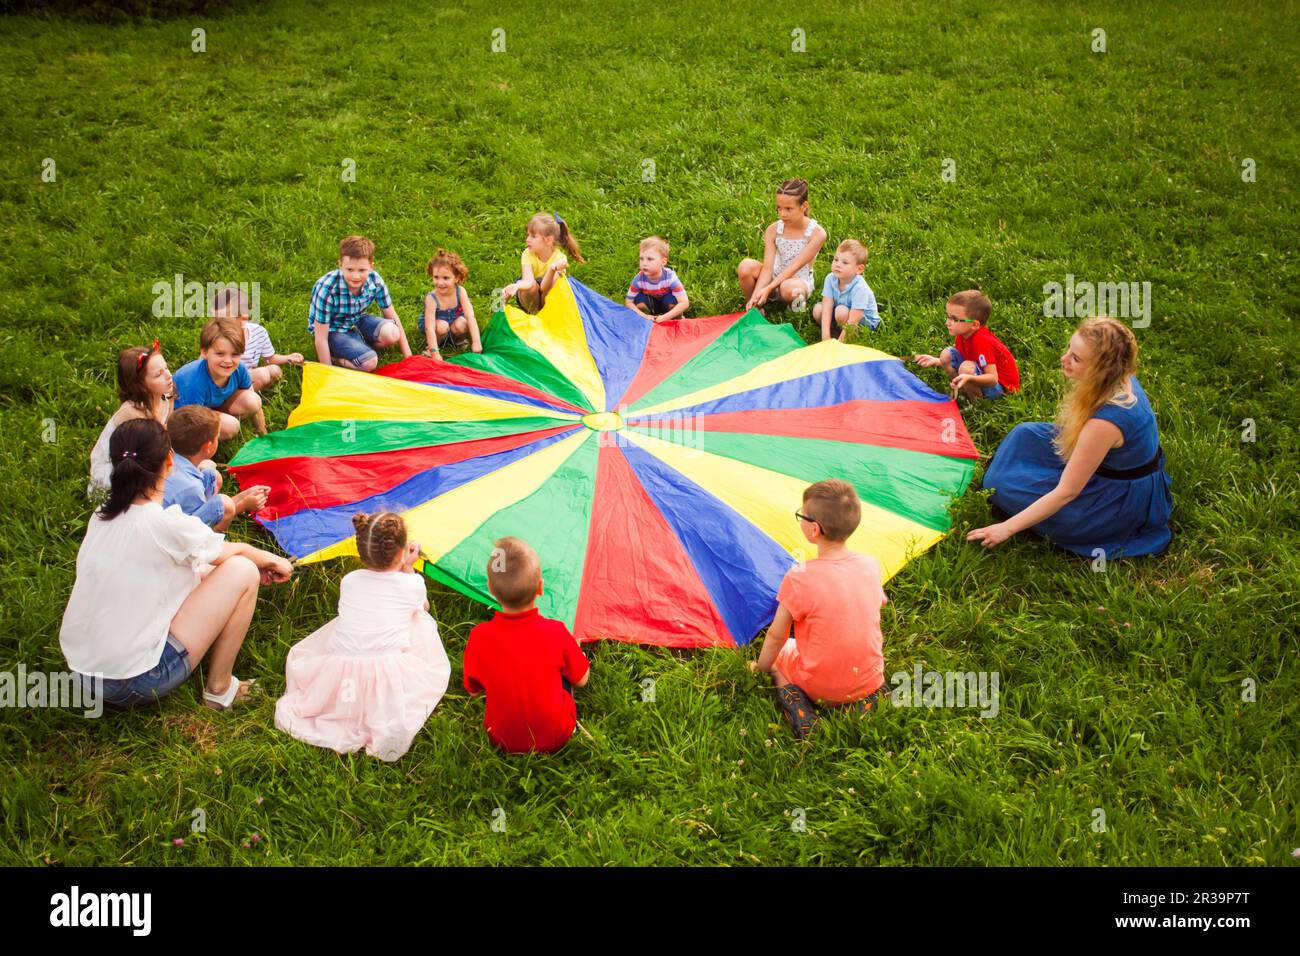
top-left (328, 314), bottom-right (392, 367)
top-left (88, 632), bottom-right (193, 708)
top-left (944, 347), bottom-right (1005, 399)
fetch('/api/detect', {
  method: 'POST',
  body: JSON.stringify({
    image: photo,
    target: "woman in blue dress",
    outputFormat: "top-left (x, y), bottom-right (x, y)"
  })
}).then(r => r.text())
top-left (968, 317), bottom-right (1172, 558)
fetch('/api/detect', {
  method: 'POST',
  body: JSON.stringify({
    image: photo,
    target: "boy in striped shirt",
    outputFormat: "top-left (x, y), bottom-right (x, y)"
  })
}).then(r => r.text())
top-left (211, 286), bottom-right (303, 435)
top-left (626, 236), bottom-right (690, 322)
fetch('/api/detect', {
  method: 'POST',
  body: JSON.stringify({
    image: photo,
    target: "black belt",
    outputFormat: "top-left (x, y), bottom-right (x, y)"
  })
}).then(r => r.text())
top-left (1096, 445), bottom-right (1164, 481)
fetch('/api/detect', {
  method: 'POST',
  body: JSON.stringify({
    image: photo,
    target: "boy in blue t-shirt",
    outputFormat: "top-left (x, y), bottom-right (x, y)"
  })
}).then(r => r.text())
top-left (813, 239), bottom-right (880, 341)
top-left (626, 236), bottom-right (690, 322)
top-left (173, 317), bottom-right (262, 439)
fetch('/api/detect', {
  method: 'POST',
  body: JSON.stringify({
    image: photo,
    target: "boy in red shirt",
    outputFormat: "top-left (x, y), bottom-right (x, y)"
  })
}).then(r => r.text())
top-left (913, 289), bottom-right (1020, 400)
top-left (463, 537), bottom-right (590, 753)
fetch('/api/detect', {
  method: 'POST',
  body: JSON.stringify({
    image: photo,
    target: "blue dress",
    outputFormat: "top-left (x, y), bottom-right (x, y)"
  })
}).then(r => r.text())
top-left (982, 376), bottom-right (1172, 558)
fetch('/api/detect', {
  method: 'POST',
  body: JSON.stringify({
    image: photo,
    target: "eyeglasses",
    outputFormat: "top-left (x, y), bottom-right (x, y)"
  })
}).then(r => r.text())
top-left (794, 511), bottom-right (818, 525)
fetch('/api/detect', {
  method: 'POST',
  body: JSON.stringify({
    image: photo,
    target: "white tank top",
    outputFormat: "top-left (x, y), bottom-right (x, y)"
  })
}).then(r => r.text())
top-left (773, 218), bottom-right (819, 288)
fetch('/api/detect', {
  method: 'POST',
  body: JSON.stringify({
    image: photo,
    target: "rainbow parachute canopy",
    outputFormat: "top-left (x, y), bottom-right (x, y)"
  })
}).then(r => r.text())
top-left (230, 276), bottom-right (978, 648)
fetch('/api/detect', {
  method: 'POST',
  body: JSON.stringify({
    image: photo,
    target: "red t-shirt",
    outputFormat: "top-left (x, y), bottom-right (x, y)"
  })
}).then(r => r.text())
top-left (463, 608), bottom-right (590, 753)
top-left (954, 326), bottom-right (1020, 392)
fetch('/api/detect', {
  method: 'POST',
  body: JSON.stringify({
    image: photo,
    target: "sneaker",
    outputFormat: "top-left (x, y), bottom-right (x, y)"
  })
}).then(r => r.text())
top-left (777, 684), bottom-right (818, 740)
top-left (831, 685), bottom-right (889, 717)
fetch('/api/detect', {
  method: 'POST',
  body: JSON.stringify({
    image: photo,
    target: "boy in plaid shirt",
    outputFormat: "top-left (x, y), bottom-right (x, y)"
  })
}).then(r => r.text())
top-left (308, 235), bottom-right (413, 372)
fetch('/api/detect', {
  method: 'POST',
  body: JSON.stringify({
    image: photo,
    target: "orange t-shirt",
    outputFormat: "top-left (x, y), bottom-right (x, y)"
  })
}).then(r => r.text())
top-left (775, 550), bottom-right (886, 703)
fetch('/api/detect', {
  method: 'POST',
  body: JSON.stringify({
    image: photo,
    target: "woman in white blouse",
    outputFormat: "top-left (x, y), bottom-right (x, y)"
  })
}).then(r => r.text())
top-left (88, 342), bottom-right (176, 500)
top-left (63, 418), bottom-right (293, 709)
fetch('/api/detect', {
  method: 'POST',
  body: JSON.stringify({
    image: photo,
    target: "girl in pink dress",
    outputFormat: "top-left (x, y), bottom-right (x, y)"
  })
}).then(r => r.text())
top-left (275, 512), bottom-right (450, 761)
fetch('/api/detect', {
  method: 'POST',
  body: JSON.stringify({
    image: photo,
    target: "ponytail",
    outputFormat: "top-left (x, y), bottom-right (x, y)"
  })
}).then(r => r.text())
top-left (99, 418), bottom-right (171, 521)
top-left (554, 212), bottom-right (586, 264)
top-left (527, 212), bottom-right (586, 264)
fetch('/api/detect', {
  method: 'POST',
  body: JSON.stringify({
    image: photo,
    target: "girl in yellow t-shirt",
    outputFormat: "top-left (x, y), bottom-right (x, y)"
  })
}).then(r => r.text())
top-left (502, 212), bottom-right (585, 313)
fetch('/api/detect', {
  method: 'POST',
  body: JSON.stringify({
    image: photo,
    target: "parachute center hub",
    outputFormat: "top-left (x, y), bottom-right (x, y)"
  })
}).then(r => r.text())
top-left (582, 411), bottom-right (624, 432)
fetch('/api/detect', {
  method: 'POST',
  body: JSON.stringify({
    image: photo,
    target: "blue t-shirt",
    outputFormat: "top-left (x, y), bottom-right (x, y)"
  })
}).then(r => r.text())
top-left (162, 453), bottom-right (224, 528)
top-left (820, 274), bottom-right (880, 330)
top-left (173, 358), bottom-right (253, 410)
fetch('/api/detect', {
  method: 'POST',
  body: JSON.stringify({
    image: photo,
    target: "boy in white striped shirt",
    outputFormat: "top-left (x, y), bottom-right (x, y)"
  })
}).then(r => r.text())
top-left (211, 286), bottom-right (303, 434)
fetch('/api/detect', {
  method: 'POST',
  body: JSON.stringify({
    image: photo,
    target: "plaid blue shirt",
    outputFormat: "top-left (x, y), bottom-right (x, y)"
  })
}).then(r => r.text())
top-left (307, 270), bottom-right (393, 333)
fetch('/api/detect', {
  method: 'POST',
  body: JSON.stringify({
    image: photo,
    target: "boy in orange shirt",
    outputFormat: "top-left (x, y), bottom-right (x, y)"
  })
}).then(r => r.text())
top-left (749, 479), bottom-right (889, 738)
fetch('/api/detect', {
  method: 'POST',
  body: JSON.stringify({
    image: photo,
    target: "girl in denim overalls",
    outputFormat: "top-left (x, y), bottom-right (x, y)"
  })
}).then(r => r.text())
top-left (418, 248), bottom-right (482, 357)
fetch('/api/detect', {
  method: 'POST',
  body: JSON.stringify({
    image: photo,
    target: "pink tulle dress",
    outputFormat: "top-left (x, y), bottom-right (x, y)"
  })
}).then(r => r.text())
top-left (275, 568), bottom-right (450, 761)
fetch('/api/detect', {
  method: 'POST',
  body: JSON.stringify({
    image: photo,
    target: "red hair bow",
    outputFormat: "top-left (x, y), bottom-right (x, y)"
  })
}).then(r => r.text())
top-left (136, 339), bottom-right (161, 370)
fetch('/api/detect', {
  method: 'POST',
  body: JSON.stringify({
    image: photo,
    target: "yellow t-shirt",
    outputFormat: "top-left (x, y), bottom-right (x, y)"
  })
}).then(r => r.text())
top-left (522, 248), bottom-right (566, 281)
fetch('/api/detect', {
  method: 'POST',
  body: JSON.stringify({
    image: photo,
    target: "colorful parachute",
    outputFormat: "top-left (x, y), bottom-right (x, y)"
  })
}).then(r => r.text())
top-left (229, 276), bottom-right (978, 648)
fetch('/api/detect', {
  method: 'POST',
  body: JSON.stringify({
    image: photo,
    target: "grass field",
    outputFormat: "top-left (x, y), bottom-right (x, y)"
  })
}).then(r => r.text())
top-left (1, 0), bottom-right (1297, 866)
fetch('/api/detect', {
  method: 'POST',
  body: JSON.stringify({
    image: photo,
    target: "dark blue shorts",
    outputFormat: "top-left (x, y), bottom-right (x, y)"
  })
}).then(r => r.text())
top-left (944, 347), bottom-right (1005, 399)
top-left (630, 290), bottom-right (679, 317)
top-left (327, 314), bottom-right (394, 367)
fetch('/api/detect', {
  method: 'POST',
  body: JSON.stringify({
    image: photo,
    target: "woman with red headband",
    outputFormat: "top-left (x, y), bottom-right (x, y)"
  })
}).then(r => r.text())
top-left (88, 342), bottom-right (176, 499)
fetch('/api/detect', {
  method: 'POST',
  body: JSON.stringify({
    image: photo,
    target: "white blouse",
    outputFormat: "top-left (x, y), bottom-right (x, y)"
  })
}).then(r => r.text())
top-left (60, 501), bottom-right (224, 679)
top-left (329, 569), bottom-right (432, 656)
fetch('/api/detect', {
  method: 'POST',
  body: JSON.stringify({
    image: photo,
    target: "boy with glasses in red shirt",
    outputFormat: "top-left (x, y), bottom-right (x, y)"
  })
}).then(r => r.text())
top-left (912, 289), bottom-right (1021, 400)
top-left (463, 537), bottom-right (590, 753)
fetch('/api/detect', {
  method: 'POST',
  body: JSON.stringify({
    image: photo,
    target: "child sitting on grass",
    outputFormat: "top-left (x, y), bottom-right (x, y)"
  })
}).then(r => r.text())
top-left (163, 405), bottom-right (268, 531)
top-left (813, 239), bottom-right (880, 341)
top-left (173, 317), bottom-right (263, 439)
top-left (308, 235), bottom-right (413, 372)
top-left (912, 290), bottom-right (1021, 401)
top-left (88, 342), bottom-right (175, 499)
top-left (749, 479), bottom-right (889, 739)
top-left (501, 212), bottom-right (585, 314)
top-left (463, 536), bottom-right (590, 754)
top-left (738, 178), bottom-right (827, 313)
top-left (211, 286), bottom-right (302, 434)
top-left (416, 248), bottom-right (482, 357)
top-left (274, 511), bottom-right (451, 762)
top-left (626, 235), bottom-right (690, 322)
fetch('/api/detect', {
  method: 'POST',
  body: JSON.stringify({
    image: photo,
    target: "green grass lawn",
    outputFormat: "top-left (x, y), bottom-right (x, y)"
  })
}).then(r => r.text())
top-left (1, 0), bottom-right (1297, 866)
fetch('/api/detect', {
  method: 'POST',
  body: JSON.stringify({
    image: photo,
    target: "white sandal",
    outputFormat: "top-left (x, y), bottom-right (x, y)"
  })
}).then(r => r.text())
top-left (204, 677), bottom-right (256, 711)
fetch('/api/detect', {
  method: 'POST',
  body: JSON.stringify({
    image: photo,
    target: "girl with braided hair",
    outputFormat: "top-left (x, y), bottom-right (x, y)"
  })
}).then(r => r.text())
top-left (969, 317), bottom-right (1172, 558)
top-left (275, 511), bottom-right (451, 761)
